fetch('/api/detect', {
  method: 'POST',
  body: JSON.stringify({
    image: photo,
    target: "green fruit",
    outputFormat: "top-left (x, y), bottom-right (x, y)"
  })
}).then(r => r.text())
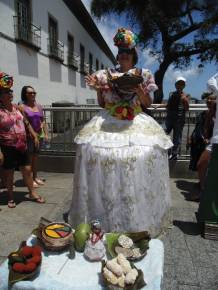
top-left (74, 223), bottom-right (91, 252)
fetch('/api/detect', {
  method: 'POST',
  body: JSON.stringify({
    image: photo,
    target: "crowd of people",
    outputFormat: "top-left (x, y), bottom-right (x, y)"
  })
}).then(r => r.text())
top-left (0, 28), bottom-right (217, 237)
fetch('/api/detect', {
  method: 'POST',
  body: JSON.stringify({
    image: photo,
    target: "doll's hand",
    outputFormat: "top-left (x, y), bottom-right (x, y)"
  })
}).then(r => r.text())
top-left (131, 84), bottom-right (146, 98)
top-left (85, 75), bottom-right (101, 90)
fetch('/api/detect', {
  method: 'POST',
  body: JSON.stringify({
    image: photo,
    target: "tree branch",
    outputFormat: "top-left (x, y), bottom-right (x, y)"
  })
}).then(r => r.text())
top-left (170, 22), bottom-right (202, 42)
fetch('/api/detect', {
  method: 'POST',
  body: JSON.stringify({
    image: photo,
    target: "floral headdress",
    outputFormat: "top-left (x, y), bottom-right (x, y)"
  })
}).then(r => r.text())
top-left (0, 72), bottom-right (13, 89)
top-left (113, 28), bottom-right (139, 49)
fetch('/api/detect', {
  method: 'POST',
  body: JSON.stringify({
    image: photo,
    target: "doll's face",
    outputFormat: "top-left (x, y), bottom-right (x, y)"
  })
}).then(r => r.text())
top-left (117, 50), bottom-right (134, 67)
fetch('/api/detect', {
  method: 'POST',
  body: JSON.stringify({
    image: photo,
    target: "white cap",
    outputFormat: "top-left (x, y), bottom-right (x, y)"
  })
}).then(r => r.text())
top-left (175, 76), bottom-right (186, 83)
top-left (207, 73), bottom-right (218, 96)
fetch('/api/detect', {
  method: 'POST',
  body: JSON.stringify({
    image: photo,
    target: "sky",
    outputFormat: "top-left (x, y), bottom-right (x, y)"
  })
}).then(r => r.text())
top-left (81, 0), bottom-right (217, 100)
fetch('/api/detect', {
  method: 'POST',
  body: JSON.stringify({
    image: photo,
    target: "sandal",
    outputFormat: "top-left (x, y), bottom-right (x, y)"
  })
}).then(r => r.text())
top-left (28, 195), bottom-right (45, 204)
top-left (34, 178), bottom-right (45, 186)
top-left (8, 200), bottom-right (16, 208)
top-left (33, 181), bottom-right (40, 188)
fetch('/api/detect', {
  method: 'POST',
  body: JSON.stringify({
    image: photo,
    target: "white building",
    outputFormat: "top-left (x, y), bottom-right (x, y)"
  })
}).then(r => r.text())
top-left (0, 0), bottom-right (116, 105)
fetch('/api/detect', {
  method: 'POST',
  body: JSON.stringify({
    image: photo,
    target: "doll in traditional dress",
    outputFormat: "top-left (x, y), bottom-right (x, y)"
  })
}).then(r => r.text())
top-left (84, 220), bottom-right (106, 261)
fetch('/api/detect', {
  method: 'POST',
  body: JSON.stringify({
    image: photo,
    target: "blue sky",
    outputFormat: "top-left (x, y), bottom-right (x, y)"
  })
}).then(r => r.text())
top-left (82, 0), bottom-right (217, 100)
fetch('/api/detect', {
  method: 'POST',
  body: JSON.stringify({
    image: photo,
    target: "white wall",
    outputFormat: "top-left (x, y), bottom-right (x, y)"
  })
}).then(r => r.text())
top-left (0, 0), bottom-right (114, 105)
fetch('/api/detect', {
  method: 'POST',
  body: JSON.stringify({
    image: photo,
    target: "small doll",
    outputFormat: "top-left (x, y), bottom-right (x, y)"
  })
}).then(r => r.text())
top-left (84, 220), bottom-right (106, 261)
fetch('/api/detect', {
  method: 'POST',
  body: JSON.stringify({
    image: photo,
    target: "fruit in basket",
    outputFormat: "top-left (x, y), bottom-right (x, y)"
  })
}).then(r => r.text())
top-left (74, 223), bottom-right (91, 252)
top-left (20, 246), bottom-right (33, 257)
top-left (27, 255), bottom-right (42, 265)
top-left (23, 262), bottom-right (37, 273)
top-left (32, 245), bottom-right (42, 256)
top-left (12, 262), bottom-right (25, 273)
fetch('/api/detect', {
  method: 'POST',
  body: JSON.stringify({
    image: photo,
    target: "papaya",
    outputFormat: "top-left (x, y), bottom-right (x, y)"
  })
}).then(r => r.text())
top-left (74, 223), bottom-right (91, 252)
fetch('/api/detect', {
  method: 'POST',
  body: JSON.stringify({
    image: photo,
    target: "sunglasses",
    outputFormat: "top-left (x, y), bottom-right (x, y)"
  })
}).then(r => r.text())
top-left (118, 48), bottom-right (133, 55)
top-left (26, 92), bottom-right (36, 95)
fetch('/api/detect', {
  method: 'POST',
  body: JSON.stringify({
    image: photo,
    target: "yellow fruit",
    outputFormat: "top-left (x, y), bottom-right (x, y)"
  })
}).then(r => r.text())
top-left (122, 108), bottom-right (128, 117)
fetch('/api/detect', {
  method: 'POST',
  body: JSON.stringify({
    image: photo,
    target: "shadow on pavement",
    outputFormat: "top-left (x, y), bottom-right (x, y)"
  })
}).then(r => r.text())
top-left (14, 179), bottom-right (26, 187)
top-left (173, 220), bottom-right (202, 236)
top-left (175, 179), bottom-right (200, 201)
top-left (0, 190), bottom-right (30, 205)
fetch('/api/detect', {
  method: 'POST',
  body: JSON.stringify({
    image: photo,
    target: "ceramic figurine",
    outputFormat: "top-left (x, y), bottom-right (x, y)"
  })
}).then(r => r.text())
top-left (84, 220), bottom-right (106, 261)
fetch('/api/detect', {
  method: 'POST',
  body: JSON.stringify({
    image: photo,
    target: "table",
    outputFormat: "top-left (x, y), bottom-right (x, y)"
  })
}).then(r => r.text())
top-left (0, 235), bottom-right (164, 290)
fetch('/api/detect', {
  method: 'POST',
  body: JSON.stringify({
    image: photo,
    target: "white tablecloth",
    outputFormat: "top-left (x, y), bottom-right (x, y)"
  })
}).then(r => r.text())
top-left (0, 235), bottom-right (164, 290)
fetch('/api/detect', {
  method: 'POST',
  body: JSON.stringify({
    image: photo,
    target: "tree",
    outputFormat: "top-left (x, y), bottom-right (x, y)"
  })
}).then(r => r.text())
top-left (91, 0), bottom-right (218, 102)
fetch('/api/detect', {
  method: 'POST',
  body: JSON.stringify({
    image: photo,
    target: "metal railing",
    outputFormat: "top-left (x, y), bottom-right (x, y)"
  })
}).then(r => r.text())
top-left (68, 52), bottom-right (79, 70)
top-left (48, 39), bottom-right (64, 62)
top-left (41, 104), bottom-right (207, 158)
top-left (13, 16), bottom-right (41, 49)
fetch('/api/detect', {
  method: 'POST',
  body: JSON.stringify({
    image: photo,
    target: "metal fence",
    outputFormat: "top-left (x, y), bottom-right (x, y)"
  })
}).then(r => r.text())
top-left (41, 104), bottom-right (207, 159)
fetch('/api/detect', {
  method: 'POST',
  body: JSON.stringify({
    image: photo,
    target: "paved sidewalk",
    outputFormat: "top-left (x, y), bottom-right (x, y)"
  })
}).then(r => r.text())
top-left (0, 172), bottom-right (218, 289)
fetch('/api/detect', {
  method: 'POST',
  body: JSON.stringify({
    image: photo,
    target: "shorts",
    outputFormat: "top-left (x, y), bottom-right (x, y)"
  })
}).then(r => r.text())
top-left (1, 145), bottom-right (30, 170)
top-left (27, 137), bottom-right (43, 154)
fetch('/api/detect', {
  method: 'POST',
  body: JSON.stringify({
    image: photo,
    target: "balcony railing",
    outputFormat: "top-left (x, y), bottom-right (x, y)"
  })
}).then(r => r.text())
top-left (48, 39), bottom-right (64, 62)
top-left (68, 53), bottom-right (79, 70)
top-left (40, 104), bottom-right (207, 156)
top-left (80, 63), bottom-right (89, 75)
top-left (13, 16), bottom-right (41, 50)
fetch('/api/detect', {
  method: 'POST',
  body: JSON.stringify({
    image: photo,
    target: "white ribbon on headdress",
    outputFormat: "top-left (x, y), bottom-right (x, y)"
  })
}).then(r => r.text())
top-left (207, 73), bottom-right (218, 144)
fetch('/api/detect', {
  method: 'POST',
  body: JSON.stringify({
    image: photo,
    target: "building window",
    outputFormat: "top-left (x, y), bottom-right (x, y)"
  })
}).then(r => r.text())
top-left (14, 0), bottom-right (41, 49)
top-left (89, 53), bottom-right (93, 74)
top-left (80, 44), bottom-right (88, 74)
top-left (101, 63), bottom-right (104, 69)
top-left (86, 99), bottom-right (96, 105)
top-left (80, 44), bottom-right (85, 72)
top-left (68, 34), bottom-right (78, 70)
top-left (48, 15), bottom-right (64, 62)
top-left (96, 59), bottom-right (99, 71)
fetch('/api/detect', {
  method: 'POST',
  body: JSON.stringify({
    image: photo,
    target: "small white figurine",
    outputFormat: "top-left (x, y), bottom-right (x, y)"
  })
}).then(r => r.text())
top-left (84, 220), bottom-right (106, 261)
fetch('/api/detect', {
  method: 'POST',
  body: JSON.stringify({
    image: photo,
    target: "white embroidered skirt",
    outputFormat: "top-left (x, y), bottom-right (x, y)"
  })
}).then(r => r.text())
top-left (69, 110), bottom-right (173, 236)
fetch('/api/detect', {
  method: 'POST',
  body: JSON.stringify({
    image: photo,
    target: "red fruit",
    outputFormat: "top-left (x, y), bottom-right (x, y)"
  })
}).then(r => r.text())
top-left (12, 262), bottom-right (25, 273)
top-left (27, 255), bottom-right (41, 265)
top-left (24, 262), bottom-right (37, 273)
top-left (127, 107), bottom-right (134, 114)
top-left (127, 114), bottom-right (134, 120)
top-left (20, 246), bottom-right (33, 257)
top-left (115, 106), bottom-right (123, 114)
top-left (32, 245), bottom-right (42, 256)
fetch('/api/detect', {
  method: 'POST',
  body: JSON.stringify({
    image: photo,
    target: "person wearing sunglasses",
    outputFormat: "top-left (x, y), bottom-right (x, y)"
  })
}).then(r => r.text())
top-left (68, 28), bottom-right (172, 236)
top-left (0, 72), bottom-right (45, 207)
top-left (19, 86), bottom-right (49, 188)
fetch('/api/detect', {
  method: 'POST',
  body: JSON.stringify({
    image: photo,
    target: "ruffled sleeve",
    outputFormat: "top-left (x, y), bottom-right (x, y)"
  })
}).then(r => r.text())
top-left (93, 69), bottom-right (107, 85)
top-left (141, 69), bottom-right (158, 94)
